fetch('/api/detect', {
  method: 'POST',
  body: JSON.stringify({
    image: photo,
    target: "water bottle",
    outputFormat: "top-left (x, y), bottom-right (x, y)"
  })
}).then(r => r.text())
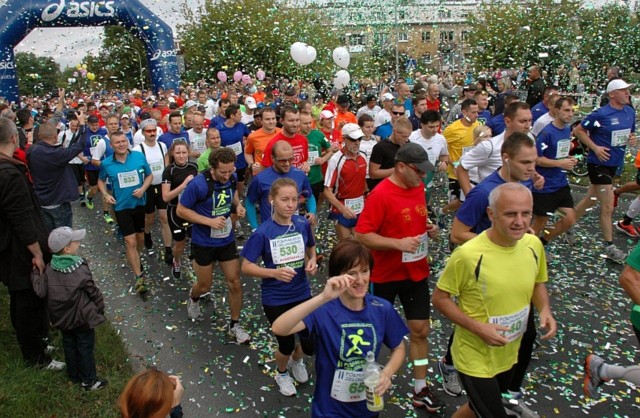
top-left (363, 351), bottom-right (384, 412)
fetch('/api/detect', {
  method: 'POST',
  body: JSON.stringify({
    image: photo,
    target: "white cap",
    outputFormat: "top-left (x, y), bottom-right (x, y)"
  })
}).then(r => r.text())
top-left (320, 110), bottom-right (335, 120)
top-left (607, 79), bottom-right (634, 93)
top-left (341, 123), bottom-right (364, 140)
top-left (245, 97), bottom-right (257, 109)
top-left (381, 93), bottom-right (395, 101)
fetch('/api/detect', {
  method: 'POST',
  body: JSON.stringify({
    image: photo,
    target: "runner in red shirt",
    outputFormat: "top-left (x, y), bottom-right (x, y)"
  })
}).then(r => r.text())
top-left (261, 107), bottom-right (309, 174)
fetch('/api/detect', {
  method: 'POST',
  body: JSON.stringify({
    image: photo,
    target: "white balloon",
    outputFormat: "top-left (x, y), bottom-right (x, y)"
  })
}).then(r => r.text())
top-left (332, 47), bottom-right (350, 69)
top-left (303, 46), bottom-right (317, 66)
top-left (333, 70), bottom-right (350, 89)
top-left (290, 42), bottom-right (308, 65)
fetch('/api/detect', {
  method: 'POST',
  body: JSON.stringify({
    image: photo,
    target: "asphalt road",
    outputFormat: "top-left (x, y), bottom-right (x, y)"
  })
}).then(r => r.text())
top-left (72, 186), bottom-right (640, 418)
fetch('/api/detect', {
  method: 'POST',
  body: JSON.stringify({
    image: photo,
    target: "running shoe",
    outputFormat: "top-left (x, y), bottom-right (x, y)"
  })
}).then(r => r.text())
top-left (615, 221), bottom-right (639, 238)
top-left (412, 384), bottom-right (445, 413)
top-left (144, 233), bottom-right (153, 249)
top-left (583, 354), bottom-right (608, 399)
top-left (135, 275), bottom-right (147, 294)
top-left (103, 213), bottom-right (114, 224)
top-left (82, 379), bottom-right (108, 391)
top-left (563, 228), bottom-right (577, 245)
top-left (44, 359), bottom-right (66, 371)
top-left (438, 359), bottom-right (462, 396)
top-left (187, 296), bottom-right (201, 320)
top-left (502, 393), bottom-right (540, 418)
top-left (275, 372), bottom-right (297, 396)
top-left (172, 258), bottom-right (181, 279)
top-left (229, 323), bottom-right (251, 344)
top-left (605, 244), bottom-right (627, 264)
top-left (79, 192), bottom-right (86, 207)
top-left (287, 357), bottom-right (309, 383)
top-left (85, 197), bottom-right (94, 210)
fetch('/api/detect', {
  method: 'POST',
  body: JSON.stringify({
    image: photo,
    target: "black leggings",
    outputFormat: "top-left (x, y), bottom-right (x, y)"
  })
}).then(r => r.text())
top-left (263, 300), bottom-right (314, 356)
top-left (444, 305), bottom-right (537, 392)
top-left (458, 368), bottom-right (514, 418)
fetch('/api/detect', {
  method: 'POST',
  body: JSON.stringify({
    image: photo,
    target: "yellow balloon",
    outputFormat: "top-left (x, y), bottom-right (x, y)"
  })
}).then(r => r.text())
top-left (82, 64), bottom-right (87, 69)
top-left (75, 64), bottom-right (82, 70)
top-left (87, 72), bottom-right (95, 81)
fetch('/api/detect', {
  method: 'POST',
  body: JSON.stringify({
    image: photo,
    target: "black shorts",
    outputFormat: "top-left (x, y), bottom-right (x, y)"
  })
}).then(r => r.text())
top-left (587, 163), bottom-right (617, 185)
top-left (168, 206), bottom-right (191, 241)
top-left (86, 169), bottom-right (99, 186)
top-left (532, 185), bottom-right (574, 216)
top-left (448, 178), bottom-right (461, 200)
top-left (115, 206), bottom-right (146, 237)
top-left (236, 167), bottom-right (247, 183)
top-left (371, 278), bottom-right (430, 320)
top-left (311, 181), bottom-right (324, 203)
top-left (191, 242), bottom-right (238, 266)
top-left (70, 164), bottom-right (85, 187)
top-left (459, 368), bottom-right (515, 418)
top-left (145, 184), bottom-right (168, 213)
top-left (263, 299), bottom-right (314, 356)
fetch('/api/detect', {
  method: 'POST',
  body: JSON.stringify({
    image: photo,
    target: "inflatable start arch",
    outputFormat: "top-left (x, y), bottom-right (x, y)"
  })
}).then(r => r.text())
top-left (0, 0), bottom-right (180, 103)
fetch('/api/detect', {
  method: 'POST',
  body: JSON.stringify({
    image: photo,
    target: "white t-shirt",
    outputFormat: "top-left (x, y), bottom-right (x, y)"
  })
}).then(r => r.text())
top-left (132, 126), bottom-right (162, 147)
top-left (459, 132), bottom-right (504, 184)
top-left (133, 141), bottom-right (168, 185)
top-left (241, 112), bottom-right (254, 125)
top-left (58, 129), bottom-right (83, 164)
top-left (188, 128), bottom-right (207, 153)
top-left (374, 109), bottom-right (391, 128)
top-left (409, 130), bottom-right (449, 169)
top-left (91, 137), bottom-right (109, 162)
top-left (358, 136), bottom-right (378, 178)
top-left (356, 105), bottom-right (381, 120)
top-left (531, 112), bottom-right (554, 137)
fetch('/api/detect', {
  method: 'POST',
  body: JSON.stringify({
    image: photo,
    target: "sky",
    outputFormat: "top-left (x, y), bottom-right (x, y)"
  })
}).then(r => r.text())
top-left (9, 0), bottom-right (204, 69)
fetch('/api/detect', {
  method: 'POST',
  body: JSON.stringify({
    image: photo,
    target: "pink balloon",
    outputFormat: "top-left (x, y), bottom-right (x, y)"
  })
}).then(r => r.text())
top-left (217, 71), bottom-right (227, 82)
top-left (233, 71), bottom-right (243, 82)
top-left (73, 71), bottom-right (78, 77)
top-left (242, 75), bottom-right (252, 85)
top-left (256, 70), bottom-right (265, 81)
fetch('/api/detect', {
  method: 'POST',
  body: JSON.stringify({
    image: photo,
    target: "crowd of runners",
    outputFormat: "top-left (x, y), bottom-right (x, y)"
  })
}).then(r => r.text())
top-left (2, 65), bottom-right (640, 417)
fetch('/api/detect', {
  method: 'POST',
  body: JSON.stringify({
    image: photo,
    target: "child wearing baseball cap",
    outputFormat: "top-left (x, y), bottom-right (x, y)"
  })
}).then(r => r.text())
top-left (31, 227), bottom-right (107, 391)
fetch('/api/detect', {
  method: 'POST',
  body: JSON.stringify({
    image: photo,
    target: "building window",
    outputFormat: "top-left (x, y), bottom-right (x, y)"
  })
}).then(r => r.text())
top-left (440, 31), bottom-right (454, 42)
top-left (398, 32), bottom-right (408, 42)
top-left (421, 31), bottom-right (431, 42)
top-left (461, 31), bottom-right (469, 41)
top-left (438, 9), bottom-right (452, 19)
top-left (374, 32), bottom-right (389, 45)
top-left (349, 34), bottom-right (365, 46)
top-left (422, 53), bottom-right (432, 63)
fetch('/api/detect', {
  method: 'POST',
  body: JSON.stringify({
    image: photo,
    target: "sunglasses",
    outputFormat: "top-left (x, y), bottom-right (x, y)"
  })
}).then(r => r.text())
top-left (392, 111), bottom-right (405, 116)
top-left (406, 164), bottom-right (425, 177)
top-left (346, 136), bottom-right (363, 142)
top-left (143, 129), bottom-right (156, 133)
top-left (275, 157), bottom-right (294, 163)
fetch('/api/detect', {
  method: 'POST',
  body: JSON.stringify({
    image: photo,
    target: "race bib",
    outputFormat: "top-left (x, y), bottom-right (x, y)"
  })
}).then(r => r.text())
top-left (150, 159), bottom-right (164, 174)
top-left (308, 150), bottom-right (320, 164)
top-left (344, 196), bottom-right (364, 215)
top-left (270, 234), bottom-right (305, 265)
top-left (489, 305), bottom-right (530, 342)
top-left (210, 217), bottom-right (232, 239)
top-left (117, 170), bottom-right (140, 189)
top-left (612, 129), bottom-right (630, 147)
top-left (330, 369), bottom-right (366, 403)
top-left (555, 139), bottom-right (570, 159)
top-left (227, 141), bottom-right (242, 155)
top-left (402, 232), bottom-right (428, 263)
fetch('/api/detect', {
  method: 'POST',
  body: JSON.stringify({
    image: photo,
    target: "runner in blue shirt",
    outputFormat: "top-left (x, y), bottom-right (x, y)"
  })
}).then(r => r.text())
top-left (572, 79), bottom-right (637, 263)
top-left (241, 178), bottom-right (317, 397)
top-left (98, 132), bottom-right (152, 294)
top-left (158, 111), bottom-right (189, 150)
top-left (177, 148), bottom-right (251, 344)
top-left (272, 239), bottom-right (408, 418)
top-left (531, 97), bottom-right (578, 246)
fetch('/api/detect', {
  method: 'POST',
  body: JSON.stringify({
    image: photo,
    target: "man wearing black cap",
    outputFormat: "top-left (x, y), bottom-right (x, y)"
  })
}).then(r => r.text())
top-left (355, 143), bottom-right (445, 414)
top-left (334, 94), bottom-right (357, 130)
top-left (356, 94), bottom-right (381, 120)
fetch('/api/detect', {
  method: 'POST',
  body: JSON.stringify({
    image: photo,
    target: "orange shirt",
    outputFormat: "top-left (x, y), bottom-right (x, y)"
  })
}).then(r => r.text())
top-left (335, 109), bottom-right (357, 130)
top-left (253, 91), bottom-right (266, 104)
top-left (245, 127), bottom-right (282, 164)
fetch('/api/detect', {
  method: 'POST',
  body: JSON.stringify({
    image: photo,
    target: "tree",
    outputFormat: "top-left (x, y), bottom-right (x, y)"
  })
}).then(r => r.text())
top-left (468, 0), bottom-right (579, 75)
top-left (178, 0), bottom-right (340, 84)
top-left (15, 52), bottom-right (61, 97)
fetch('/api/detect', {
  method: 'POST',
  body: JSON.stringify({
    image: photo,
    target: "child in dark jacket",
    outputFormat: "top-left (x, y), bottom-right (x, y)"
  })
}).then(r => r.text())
top-left (32, 227), bottom-right (107, 391)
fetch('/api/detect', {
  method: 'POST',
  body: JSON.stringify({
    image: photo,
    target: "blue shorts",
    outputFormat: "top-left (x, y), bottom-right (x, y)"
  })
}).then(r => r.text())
top-left (328, 211), bottom-right (359, 228)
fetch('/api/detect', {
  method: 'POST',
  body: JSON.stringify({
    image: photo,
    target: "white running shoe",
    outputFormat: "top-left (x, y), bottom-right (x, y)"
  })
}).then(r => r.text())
top-left (187, 297), bottom-right (201, 320)
top-left (275, 372), bottom-right (297, 396)
top-left (287, 357), bottom-right (308, 383)
top-left (229, 323), bottom-right (251, 344)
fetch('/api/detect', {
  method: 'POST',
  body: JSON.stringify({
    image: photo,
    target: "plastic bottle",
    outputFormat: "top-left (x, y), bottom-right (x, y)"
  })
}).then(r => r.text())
top-left (363, 351), bottom-right (384, 412)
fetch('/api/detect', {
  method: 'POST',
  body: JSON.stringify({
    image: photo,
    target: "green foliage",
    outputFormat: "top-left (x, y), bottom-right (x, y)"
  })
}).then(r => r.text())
top-left (15, 52), bottom-right (61, 97)
top-left (82, 25), bottom-right (150, 91)
top-left (178, 0), bottom-right (340, 83)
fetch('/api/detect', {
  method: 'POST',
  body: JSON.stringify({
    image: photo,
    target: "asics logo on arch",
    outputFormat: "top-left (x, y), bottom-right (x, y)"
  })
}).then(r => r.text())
top-left (41, 0), bottom-right (117, 23)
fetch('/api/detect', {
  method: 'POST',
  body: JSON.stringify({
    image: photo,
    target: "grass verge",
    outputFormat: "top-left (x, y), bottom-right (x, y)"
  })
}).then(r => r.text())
top-left (0, 285), bottom-right (133, 417)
